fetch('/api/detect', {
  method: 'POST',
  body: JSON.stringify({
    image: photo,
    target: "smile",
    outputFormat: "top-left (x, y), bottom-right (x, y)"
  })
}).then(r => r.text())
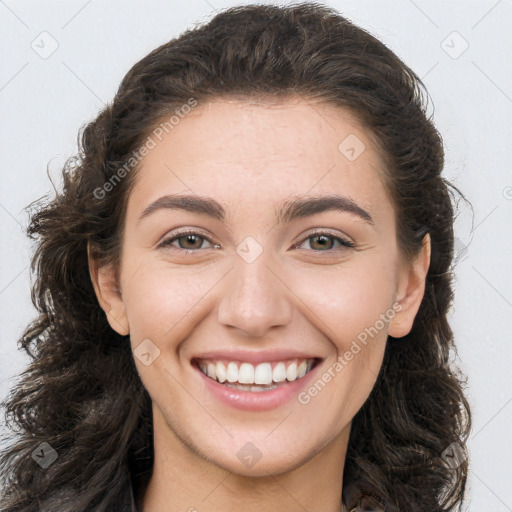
top-left (194, 358), bottom-right (318, 392)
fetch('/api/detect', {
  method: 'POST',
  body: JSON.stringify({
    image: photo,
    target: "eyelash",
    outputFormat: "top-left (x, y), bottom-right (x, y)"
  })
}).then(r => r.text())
top-left (158, 228), bottom-right (355, 253)
top-left (293, 231), bottom-right (355, 251)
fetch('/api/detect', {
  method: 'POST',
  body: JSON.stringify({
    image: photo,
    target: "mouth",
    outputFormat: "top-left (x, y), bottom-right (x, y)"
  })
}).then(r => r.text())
top-left (192, 357), bottom-right (321, 392)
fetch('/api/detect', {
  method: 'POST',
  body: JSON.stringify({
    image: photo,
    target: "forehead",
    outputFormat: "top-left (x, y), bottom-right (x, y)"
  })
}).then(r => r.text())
top-left (127, 96), bottom-right (392, 226)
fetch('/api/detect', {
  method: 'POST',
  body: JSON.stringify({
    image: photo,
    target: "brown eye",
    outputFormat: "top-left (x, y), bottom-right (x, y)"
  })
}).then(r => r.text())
top-left (309, 234), bottom-right (335, 251)
top-left (296, 232), bottom-right (355, 252)
top-left (159, 230), bottom-right (218, 252)
top-left (176, 234), bottom-right (205, 250)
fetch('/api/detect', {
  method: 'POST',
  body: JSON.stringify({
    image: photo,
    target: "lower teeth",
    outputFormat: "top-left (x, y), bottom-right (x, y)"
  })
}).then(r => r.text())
top-left (222, 382), bottom-right (279, 392)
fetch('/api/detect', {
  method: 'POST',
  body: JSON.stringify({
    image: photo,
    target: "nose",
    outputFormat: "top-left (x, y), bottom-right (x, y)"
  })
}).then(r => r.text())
top-left (217, 252), bottom-right (293, 338)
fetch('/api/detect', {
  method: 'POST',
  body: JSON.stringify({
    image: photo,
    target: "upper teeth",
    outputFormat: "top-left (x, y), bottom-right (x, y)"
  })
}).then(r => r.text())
top-left (197, 359), bottom-right (315, 385)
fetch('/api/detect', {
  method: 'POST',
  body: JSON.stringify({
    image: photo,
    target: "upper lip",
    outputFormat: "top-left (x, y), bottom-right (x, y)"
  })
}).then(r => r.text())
top-left (191, 349), bottom-right (323, 365)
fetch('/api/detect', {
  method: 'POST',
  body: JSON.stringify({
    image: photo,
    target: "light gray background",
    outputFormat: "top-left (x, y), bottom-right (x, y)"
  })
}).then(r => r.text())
top-left (1, 1), bottom-right (511, 510)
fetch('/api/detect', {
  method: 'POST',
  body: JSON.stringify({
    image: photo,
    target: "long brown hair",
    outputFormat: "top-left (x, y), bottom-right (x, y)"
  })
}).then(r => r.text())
top-left (1, 3), bottom-right (471, 510)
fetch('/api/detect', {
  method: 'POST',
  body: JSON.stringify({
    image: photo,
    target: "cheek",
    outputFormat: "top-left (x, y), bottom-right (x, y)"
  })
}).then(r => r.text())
top-left (120, 260), bottom-right (223, 343)
top-left (289, 264), bottom-right (392, 408)
top-left (289, 263), bottom-right (395, 345)
top-left (293, 268), bottom-right (391, 422)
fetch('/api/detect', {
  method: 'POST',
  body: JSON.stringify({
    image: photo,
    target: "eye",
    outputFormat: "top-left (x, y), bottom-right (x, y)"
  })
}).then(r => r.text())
top-left (294, 231), bottom-right (355, 251)
top-left (158, 229), bottom-right (219, 252)
top-left (158, 229), bottom-right (354, 253)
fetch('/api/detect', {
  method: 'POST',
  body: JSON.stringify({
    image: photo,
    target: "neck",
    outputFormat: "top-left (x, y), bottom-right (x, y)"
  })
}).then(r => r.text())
top-left (140, 407), bottom-right (350, 512)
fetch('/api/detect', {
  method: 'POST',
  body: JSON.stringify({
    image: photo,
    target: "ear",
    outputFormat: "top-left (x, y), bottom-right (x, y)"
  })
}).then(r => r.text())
top-left (87, 242), bottom-right (130, 336)
top-left (388, 233), bottom-right (431, 338)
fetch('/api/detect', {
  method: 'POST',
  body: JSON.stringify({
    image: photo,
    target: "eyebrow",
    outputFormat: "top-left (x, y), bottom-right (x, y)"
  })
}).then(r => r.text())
top-left (138, 193), bottom-right (374, 226)
top-left (277, 194), bottom-right (374, 226)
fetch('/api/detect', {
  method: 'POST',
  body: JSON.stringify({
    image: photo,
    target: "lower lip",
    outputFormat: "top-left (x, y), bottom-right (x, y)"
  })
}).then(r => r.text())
top-left (194, 362), bottom-right (321, 411)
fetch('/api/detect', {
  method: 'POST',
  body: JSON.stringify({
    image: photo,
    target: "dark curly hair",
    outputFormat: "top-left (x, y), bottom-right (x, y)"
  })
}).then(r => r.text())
top-left (0, 3), bottom-right (471, 511)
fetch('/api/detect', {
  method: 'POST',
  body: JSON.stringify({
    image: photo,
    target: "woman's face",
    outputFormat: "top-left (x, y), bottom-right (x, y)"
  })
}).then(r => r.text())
top-left (92, 96), bottom-right (429, 477)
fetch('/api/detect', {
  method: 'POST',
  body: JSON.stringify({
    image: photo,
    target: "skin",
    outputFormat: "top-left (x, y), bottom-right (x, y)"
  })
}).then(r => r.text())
top-left (89, 96), bottom-right (430, 512)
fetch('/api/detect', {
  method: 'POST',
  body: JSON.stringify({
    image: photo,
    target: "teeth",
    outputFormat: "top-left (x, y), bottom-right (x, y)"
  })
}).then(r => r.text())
top-left (238, 363), bottom-right (255, 384)
top-left (227, 362), bottom-right (238, 383)
top-left (286, 361), bottom-right (297, 382)
top-left (196, 358), bottom-right (316, 387)
top-left (207, 362), bottom-right (216, 379)
top-left (272, 362), bottom-right (287, 383)
top-left (224, 382), bottom-right (278, 392)
top-left (254, 362), bottom-right (273, 385)
top-left (297, 360), bottom-right (307, 378)
top-left (216, 361), bottom-right (227, 383)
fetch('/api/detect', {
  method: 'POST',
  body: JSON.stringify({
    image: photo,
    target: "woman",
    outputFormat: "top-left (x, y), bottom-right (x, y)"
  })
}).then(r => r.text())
top-left (0, 3), bottom-right (471, 511)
